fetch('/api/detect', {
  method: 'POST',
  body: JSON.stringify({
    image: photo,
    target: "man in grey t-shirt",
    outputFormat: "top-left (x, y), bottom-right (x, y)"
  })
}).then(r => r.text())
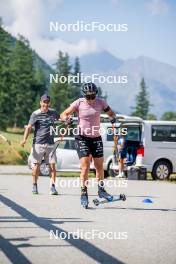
top-left (20, 94), bottom-right (59, 195)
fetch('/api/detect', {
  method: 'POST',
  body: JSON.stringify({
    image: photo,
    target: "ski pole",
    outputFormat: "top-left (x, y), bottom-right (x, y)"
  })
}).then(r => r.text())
top-left (112, 123), bottom-right (118, 153)
top-left (112, 123), bottom-right (119, 168)
top-left (51, 124), bottom-right (70, 158)
top-left (0, 134), bottom-right (23, 160)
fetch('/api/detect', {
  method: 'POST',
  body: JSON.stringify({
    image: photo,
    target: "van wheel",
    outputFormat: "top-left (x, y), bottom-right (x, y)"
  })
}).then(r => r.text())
top-left (152, 160), bottom-right (171, 180)
top-left (108, 161), bottom-right (118, 177)
top-left (40, 162), bottom-right (50, 176)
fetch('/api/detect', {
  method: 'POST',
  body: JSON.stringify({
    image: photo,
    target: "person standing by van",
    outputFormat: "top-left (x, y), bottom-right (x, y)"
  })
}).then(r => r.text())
top-left (116, 134), bottom-right (127, 178)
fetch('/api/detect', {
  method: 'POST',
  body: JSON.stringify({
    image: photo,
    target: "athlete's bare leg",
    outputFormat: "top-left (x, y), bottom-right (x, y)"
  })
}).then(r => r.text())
top-left (32, 163), bottom-right (40, 184)
top-left (80, 156), bottom-right (90, 187)
top-left (93, 157), bottom-right (104, 182)
top-left (49, 163), bottom-right (57, 184)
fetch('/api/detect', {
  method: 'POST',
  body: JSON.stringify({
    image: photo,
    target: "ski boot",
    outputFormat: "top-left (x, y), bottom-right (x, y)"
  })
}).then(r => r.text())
top-left (98, 183), bottom-right (113, 201)
top-left (32, 183), bottom-right (38, 195)
top-left (50, 184), bottom-right (58, 195)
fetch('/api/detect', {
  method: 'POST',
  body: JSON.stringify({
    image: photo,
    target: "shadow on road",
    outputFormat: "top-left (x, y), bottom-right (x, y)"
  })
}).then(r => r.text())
top-left (0, 217), bottom-right (93, 224)
top-left (126, 195), bottom-right (159, 198)
top-left (0, 234), bottom-right (31, 264)
top-left (100, 207), bottom-right (176, 212)
top-left (0, 194), bottom-right (124, 264)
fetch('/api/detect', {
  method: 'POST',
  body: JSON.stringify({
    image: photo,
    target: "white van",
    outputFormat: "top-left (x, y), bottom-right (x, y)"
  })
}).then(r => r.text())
top-left (142, 120), bottom-right (176, 180)
top-left (101, 116), bottom-right (176, 180)
top-left (100, 115), bottom-right (144, 177)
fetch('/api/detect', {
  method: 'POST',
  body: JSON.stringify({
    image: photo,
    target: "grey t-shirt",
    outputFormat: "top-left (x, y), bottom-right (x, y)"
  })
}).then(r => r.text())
top-left (28, 108), bottom-right (58, 144)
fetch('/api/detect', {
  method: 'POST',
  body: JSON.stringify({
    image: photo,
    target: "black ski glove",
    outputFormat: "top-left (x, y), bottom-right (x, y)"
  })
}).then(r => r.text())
top-left (65, 117), bottom-right (73, 125)
top-left (110, 117), bottom-right (116, 124)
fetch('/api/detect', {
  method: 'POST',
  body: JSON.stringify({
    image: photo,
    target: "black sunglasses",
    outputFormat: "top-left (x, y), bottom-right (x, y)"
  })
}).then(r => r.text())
top-left (42, 100), bottom-right (50, 104)
top-left (85, 94), bottom-right (96, 100)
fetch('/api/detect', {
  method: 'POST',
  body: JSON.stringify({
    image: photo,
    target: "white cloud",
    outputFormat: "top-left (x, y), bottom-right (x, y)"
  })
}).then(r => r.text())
top-left (0, 0), bottom-right (99, 63)
top-left (33, 37), bottom-right (98, 63)
top-left (146, 0), bottom-right (170, 15)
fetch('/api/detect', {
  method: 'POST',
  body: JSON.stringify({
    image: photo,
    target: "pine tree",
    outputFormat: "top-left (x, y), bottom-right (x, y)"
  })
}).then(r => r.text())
top-left (49, 51), bottom-right (72, 113)
top-left (32, 68), bottom-right (47, 109)
top-left (97, 86), bottom-right (108, 100)
top-left (0, 21), bottom-right (13, 130)
top-left (70, 56), bottom-right (81, 99)
top-left (131, 78), bottom-right (151, 119)
top-left (147, 114), bottom-right (157, 120)
top-left (161, 112), bottom-right (176, 121)
top-left (10, 35), bottom-right (35, 127)
top-left (0, 23), bottom-right (50, 129)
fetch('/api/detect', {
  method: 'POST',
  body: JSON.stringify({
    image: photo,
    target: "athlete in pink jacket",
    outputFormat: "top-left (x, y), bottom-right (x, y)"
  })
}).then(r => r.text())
top-left (60, 82), bottom-right (117, 208)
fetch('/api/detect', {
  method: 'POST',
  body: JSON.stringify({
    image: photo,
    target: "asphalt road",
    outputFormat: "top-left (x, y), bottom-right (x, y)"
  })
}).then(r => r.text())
top-left (0, 173), bottom-right (176, 264)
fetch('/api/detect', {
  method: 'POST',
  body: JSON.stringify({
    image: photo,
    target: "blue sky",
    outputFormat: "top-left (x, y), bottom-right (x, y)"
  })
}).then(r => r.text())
top-left (0, 0), bottom-right (176, 66)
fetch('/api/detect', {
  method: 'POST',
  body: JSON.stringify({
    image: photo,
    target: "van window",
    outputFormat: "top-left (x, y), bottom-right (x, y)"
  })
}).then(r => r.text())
top-left (127, 127), bottom-right (140, 141)
top-left (106, 126), bottom-right (140, 142)
top-left (57, 140), bottom-right (76, 149)
top-left (64, 140), bottom-right (76, 150)
top-left (57, 141), bottom-right (65, 149)
top-left (152, 125), bottom-right (176, 142)
top-left (100, 117), bottom-right (110, 123)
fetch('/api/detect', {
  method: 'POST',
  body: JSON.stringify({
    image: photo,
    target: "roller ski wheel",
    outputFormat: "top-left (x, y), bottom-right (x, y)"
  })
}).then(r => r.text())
top-left (120, 194), bottom-right (126, 201)
top-left (81, 195), bottom-right (89, 209)
top-left (81, 187), bottom-right (89, 209)
top-left (93, 199), bottom-right (99, 206)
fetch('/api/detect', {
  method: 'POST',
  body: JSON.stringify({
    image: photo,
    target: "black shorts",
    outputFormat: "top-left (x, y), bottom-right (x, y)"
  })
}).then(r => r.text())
top-left (118, 149), bottom-right (127, 159)
top-left (75, 135), bottom-right (103, 159)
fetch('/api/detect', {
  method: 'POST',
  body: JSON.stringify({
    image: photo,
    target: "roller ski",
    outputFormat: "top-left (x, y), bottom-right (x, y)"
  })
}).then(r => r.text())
top-left (98, 186), bottom-right (113, 201)
top-left (80, 187), bottom-right (89, 209)
top-left (93, 193), bottom-right (126, 206)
